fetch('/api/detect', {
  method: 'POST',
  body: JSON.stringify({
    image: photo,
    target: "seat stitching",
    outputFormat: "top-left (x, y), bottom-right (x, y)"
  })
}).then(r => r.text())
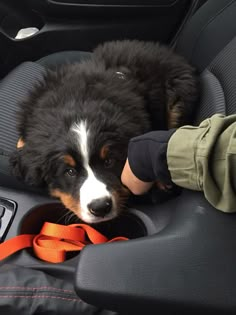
top-left (0, 295), bottom-right (80, 302)
top-left (0, 286), bottom-right (75, 293)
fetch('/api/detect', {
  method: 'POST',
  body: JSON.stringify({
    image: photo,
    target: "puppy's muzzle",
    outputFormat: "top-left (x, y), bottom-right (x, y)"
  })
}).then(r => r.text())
top-left (88, 197), bottom-right (112, 217)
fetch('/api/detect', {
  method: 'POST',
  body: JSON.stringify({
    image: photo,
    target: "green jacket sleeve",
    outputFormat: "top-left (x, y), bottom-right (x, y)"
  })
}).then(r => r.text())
top-left (167, 114), bottom-right (236, 212)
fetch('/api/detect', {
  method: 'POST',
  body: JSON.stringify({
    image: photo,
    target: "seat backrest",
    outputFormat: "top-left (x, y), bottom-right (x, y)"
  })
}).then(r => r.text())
top-left (176, 0), bottom-right (236, 123)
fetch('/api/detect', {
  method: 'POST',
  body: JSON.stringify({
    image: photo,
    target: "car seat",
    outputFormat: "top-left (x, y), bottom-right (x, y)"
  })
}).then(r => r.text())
top-left (0, 0), bottom-right (236, 314)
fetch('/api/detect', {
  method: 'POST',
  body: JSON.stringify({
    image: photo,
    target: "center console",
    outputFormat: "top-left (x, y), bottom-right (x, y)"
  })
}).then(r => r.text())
top-left (1, 184), bottom-right (236, 314)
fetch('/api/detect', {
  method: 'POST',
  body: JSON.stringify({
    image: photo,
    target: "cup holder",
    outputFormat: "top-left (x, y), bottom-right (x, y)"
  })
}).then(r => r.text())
top-left (19, 203), bottom-right (147, 263)
top-left (93, 212), bottom-right (147, 239)
top-left (0, 8), bottom-right (44, 39)
top-left (20, 203), bottom-right (147, 239)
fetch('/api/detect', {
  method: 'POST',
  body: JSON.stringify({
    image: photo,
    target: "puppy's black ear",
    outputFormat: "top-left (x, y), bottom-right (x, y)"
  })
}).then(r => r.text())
top-left (9, 148), bottom-right (45, 187)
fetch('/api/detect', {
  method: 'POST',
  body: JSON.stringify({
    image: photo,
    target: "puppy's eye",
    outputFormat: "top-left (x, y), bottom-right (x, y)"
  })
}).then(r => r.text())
top-left (65, 168), bottom-right (77, 177)
top-left (104, 158), bottom-right (115, 168)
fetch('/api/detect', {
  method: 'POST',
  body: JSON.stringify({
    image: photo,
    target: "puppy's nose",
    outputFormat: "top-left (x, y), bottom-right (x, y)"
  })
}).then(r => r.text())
top-left (88, 197), bottom-right (112, 217)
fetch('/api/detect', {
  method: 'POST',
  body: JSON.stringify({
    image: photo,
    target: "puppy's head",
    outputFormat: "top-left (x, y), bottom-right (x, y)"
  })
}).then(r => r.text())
top-left (11, 120), bottom-right (133, 224)
top-left (52, 120), bottom-right (133, 223)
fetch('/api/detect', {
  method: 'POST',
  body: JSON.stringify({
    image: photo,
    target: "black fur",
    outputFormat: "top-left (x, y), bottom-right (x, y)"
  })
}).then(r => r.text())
top-left (10, 40), bottom-right (199, 223)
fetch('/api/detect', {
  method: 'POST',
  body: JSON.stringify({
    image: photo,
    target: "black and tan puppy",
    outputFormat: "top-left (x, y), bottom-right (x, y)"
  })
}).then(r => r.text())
top-left (10, 40), bottom-right (199, 223)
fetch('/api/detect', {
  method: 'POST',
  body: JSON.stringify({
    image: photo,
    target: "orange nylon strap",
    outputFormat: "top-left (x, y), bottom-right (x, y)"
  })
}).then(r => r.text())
top-left (0, 222), bottom-right (128, 263)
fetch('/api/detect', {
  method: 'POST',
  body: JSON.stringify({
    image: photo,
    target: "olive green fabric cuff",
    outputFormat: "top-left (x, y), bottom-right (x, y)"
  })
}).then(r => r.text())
top-left (167, 124), bottom-right (205, 191)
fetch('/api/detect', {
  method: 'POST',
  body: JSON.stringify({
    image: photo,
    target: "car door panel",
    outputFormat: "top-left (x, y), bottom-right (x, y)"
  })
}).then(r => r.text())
top-left (0, 0), bottom-right (201, 77)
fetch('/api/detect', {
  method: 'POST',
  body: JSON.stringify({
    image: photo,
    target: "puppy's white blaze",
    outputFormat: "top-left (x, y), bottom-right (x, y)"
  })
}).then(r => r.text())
top-left (80, 167), bottom-right (111, 218)
top-left (72, 120), bottom-right (89, 165)
top-left (72, 120), bottom-right (114, 222)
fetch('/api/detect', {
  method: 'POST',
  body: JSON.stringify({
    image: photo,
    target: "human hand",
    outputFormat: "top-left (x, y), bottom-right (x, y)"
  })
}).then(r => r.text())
top-left (121, 159), bottom-right (173, 195)
top-left (121, 159), bottom-right (153, 195)
top-left (121, 129), bottom-right (176, 195)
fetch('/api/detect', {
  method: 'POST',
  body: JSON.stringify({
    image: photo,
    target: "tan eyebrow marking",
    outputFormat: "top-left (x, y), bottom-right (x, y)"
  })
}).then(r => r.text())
top-left (63, 155), bottom-right (76, 167)
top-left (100, 145), bottom-right (109, 160)
top-left (17, 137), bottom-right (25, 149)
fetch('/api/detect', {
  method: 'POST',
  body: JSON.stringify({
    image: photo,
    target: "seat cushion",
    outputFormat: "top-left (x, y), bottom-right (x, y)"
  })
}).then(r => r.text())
top-left (0, 62), bottom-right (45, 155)
top-left (37, 50), bottom-right (91, 69)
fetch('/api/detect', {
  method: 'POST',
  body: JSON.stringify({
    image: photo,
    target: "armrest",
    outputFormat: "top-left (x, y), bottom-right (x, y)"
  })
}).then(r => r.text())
top-left (75, 190), bottom-right (236, 314)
